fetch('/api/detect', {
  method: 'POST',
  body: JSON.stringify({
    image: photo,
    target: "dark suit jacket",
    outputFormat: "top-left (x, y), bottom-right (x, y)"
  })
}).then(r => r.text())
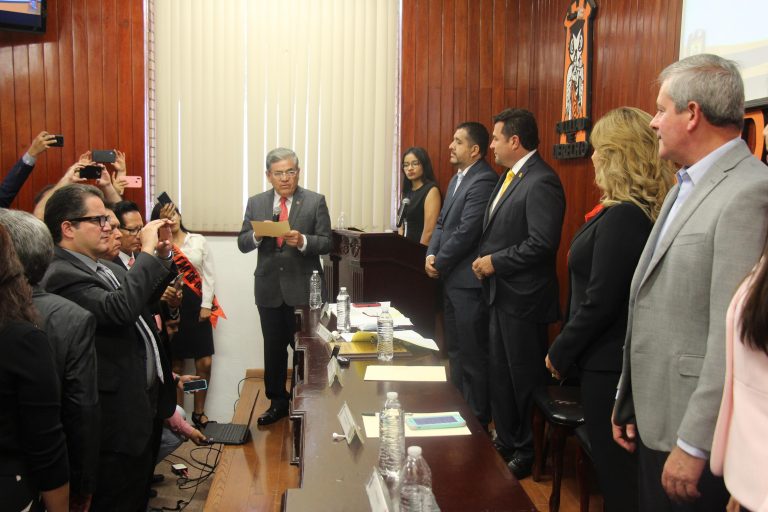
top-left (547, 202), bottom-right (652, 376)
top-left (237, 186), bottom-right (332, 307)
top-left (0, 157), bottom-right (34, 208)
top-left (43, 247), bottom-right (174, 455)
top-left (427, 159), bottom-right (498, 289)
top-left (477, 152), bottom-right (565, 322)
top-left (32, 288), bottom-right (100, 495)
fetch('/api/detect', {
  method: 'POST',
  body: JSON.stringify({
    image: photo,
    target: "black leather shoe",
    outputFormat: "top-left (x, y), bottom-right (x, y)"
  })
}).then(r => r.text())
top-left (257, 405), bottom-right (288, 425)
top-left (508, 456), bottom-right (534, 480)
top-left (492, 440), bottom-right (514, 463)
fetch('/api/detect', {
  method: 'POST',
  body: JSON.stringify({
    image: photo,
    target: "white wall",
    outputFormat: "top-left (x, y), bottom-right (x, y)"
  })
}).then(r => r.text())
top-left (178, 235), bottom-right (285, 422)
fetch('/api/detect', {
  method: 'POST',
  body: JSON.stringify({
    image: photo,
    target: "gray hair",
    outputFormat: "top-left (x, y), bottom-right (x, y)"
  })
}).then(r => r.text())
top-left (0, 208), bottom-right (54, 285)
top-left (659, 53), bottom-right (744, 129)
top-left (265, 147), bottom-right (299, 171)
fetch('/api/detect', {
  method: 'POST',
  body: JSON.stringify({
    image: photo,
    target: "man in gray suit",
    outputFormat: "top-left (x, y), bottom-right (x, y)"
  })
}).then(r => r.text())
top-left (238, 147), bottom-right (332, 425)
top-left (613, 54), bottom-right (768, 511)
top-left (426, 121), bottom-right (497, 427)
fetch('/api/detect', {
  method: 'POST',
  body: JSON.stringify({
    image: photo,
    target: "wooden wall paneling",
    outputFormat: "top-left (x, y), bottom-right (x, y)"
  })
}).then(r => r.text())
top-left (439, 0), bottom-right (455, 192)
top-left (465, 3), bottom-right (479, 122)
top-left (401, 0), bottom-right (416, 151)
top-left (57, 0), bottom-right (77, 168)
top-left (25, 41), bottom-right (47, 206)
top-left (128, 0), bottom-right (145, 205)
top-left (0, 46), bottom-right (17, 193)
top-left (43, 2), bottom-right (63, 183)
top-left (0, 0), bottom-right (147, 214)
top-left (427, 0), bottom-right (443, 186)
top-left (101, 0), bottom-right (118, 151)
top-left (115, 0), bottom-right (133, 159)
top-left (413, 0), bottom-right (430, 157)
top-left (490, 0), bottom-right (506, 121)
top-left (86, 0), bottom-right (104, 150)
top-left (71, 0), bottom-right (90, 153)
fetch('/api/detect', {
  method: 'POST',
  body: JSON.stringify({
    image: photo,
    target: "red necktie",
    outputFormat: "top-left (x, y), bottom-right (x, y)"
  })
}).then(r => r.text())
top-left (128, 255), bottom-right (135, 268)
top-left (277, 196), bottom-right (288, 247)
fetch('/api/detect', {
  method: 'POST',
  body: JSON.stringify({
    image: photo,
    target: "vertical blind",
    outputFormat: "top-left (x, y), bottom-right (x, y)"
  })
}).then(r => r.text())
top-left (152, 0), bottom-right (401, 232)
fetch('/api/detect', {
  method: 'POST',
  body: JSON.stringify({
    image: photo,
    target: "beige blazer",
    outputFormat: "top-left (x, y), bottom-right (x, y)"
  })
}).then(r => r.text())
top-left (614, 140), bottom-right (768, 452)
top-left (711, 266), bottom-right (768, 512)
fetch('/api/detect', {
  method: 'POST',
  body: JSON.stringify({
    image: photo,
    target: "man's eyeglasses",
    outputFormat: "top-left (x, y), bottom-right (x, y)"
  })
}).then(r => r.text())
top-left (270, 169), bottom-right (298, 178)
top-left (119, 225), bottom-right (142, 236)
top-left (67, 215), bottom-right (110, 228)
top-left (402, 161), bottom-right (421, 170)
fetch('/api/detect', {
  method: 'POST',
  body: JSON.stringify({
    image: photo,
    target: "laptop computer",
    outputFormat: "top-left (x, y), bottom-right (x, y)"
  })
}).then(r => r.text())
top-left (203, 390), bottom-right (261, 445)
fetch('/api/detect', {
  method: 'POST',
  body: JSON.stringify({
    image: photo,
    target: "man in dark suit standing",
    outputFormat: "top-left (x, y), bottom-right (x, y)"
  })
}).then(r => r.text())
top-left (42, 184), bottom-right (177, 511)
top-left (0, 208), bottom-right (99, 511)
top-left (426, 121), bottom-right (498, 427)
top-left (238, 147), bottom-right (332, 425)
top-left (473, 108), bottom-right (565, 479)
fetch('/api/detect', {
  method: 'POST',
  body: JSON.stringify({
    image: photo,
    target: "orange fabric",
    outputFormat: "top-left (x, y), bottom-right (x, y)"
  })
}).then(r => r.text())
top-left (172, 244), bottom-right (227, 328)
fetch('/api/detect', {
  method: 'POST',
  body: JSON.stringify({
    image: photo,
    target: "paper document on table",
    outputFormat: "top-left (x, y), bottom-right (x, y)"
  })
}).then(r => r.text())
top-left (364, 365), bottom-right (446, 382)
top-left (250, 220), bottom-right (290, 237)
top-left (330, 303), bottom-right (413, 329)
top-left (393, 330), bottom-right (439, 351)
top-left (362, 412), bottom-right (471, 438)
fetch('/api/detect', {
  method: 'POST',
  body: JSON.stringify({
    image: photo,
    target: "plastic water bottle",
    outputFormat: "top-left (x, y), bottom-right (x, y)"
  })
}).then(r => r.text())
top-left (309, 271), bottom-right (322, 310)
top-left (399, 445), bottom-right (433, 512)
top-left (336, 286), bottom-right (351, 333)
top-left (377, 304), bottom-right (394, 361)
top-left (337, 211), bottom-right (346, 229)
top-left (378, 392), bottom-right (405, 485)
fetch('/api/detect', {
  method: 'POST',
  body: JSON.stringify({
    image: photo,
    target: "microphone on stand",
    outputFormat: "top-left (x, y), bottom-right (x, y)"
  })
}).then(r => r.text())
top-left (272, 205), bottom-right (281, 222)
top-left (396, 198), bottom-right (410, 228)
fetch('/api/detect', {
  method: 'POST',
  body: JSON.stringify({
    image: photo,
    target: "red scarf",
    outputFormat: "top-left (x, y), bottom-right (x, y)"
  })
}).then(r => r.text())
top-left (172, 244), bottom-right (226, 328)
top-left (584, 203), bottom-right (604, 222)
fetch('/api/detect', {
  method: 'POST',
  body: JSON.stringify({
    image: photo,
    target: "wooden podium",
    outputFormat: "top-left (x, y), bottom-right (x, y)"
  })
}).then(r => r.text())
top-left (321, 229), bottom-right (438, 338)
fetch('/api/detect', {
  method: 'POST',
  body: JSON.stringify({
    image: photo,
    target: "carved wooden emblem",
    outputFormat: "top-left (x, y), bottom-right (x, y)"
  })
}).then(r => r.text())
top-left (554, 0), bottom-right (597, 160)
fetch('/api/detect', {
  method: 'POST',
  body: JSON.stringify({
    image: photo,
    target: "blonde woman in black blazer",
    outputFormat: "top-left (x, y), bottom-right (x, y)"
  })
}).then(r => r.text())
top-left (546, 107), bottom-right (674, 511)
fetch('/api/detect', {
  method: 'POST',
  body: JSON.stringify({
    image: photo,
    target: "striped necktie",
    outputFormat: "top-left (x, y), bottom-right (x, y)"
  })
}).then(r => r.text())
top-left (96, 263), bottom-right (164, 386)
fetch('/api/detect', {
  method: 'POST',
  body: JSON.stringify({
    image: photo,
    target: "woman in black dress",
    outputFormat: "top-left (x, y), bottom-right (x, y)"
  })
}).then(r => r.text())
top-left (0, 224), bottom-right (69, 511)
top-left (399, 147), bottom-right (441, 245)
top-left (545, 107), bottom-right (675, 511)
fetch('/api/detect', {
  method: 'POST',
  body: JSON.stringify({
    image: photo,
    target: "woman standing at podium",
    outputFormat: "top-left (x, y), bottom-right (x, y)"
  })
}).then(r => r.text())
top-left (400, 147), bottom-right (441, 245)
top-left (545, 107), bottom-right (674, 511)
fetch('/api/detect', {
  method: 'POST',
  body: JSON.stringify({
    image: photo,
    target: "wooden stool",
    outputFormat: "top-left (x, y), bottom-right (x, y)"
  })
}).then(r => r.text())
top-left (532, 385), bottom-right (585, 512)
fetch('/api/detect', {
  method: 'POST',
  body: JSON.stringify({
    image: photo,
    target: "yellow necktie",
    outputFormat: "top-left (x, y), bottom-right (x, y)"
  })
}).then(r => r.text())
top-left (491, 170), bottom-right (516, 211)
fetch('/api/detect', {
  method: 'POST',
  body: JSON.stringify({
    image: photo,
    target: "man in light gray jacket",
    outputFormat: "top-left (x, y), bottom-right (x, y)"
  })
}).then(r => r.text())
top-left (613, 54), bottom-right (768, 511)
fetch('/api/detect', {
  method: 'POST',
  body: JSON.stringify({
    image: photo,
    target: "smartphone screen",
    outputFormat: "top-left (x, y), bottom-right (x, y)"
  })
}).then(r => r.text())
top-left (79, 165), bottom-right (102, 180)
top-left (183, 379), bottom-right (208, 393)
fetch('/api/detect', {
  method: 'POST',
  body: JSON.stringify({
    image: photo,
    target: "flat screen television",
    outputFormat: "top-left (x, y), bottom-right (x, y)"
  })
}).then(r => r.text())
top-left (0, 0), bottom-right (46, 33)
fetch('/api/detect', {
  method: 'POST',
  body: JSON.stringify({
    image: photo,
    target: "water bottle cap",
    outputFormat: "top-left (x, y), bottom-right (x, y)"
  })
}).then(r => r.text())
top-left (407, 446), bottom-right (422, 457)
top-left (386, 391), bottom-right (398, 400)
top-left (340, 286), bottom-right (347, 292)
top-left (312, 270), bottom-right (318, 274)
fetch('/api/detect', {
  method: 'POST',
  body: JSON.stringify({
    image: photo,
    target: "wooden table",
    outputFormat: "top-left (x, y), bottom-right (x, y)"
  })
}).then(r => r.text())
top-left (284, 308), bottom-right (535, 511)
